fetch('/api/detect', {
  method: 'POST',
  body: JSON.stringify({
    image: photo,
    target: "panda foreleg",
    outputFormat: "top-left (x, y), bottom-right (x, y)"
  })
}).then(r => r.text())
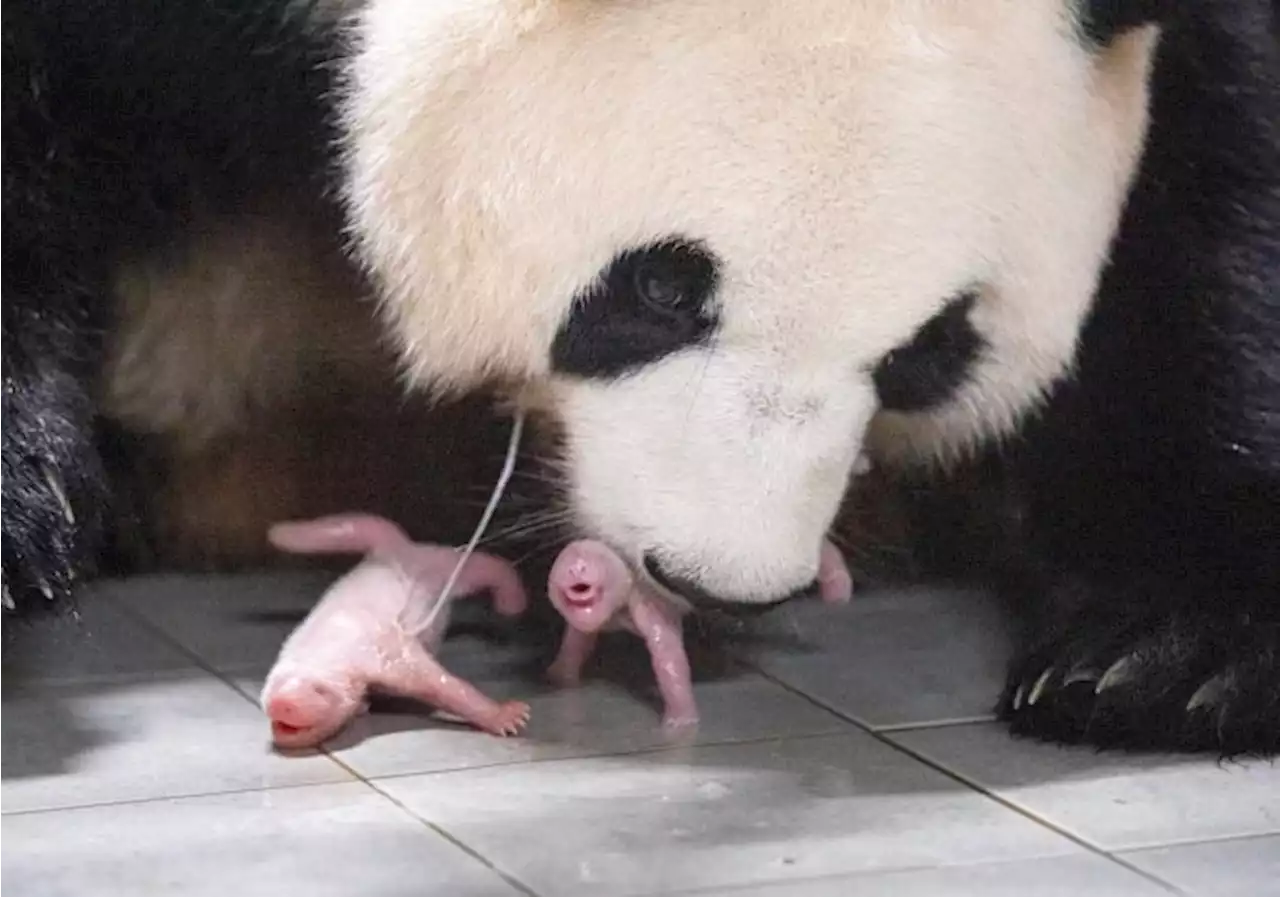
top-left (1, 284), bottom-right (110, 617)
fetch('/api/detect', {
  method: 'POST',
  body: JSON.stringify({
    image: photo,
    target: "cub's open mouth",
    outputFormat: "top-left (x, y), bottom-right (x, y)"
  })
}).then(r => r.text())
top-left (562, 582), bottom-right (595, 608)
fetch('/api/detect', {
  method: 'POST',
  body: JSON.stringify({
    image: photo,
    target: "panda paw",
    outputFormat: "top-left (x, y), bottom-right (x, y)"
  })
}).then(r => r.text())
top-left (1, 451), bottom-right (103, 615)
top-left (2, 370), bottom-right (109, 617)
top-left (998, 599), bottom-right (1280, 757)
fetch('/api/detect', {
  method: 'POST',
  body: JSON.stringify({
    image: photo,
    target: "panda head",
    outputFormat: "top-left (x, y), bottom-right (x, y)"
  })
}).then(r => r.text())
top-left (340, 0), bottom-right (1160, 610)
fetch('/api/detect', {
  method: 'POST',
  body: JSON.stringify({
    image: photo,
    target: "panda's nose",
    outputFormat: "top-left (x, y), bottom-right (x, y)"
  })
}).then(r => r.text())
top-left (642, 553), bottom-right (818, 616)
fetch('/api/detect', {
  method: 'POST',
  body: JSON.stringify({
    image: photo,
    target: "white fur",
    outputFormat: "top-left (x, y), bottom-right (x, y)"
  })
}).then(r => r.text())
top-left (341, 0), bottom-right (1158, 603)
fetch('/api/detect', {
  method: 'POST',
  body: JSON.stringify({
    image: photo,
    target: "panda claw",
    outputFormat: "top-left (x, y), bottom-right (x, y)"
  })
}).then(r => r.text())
top-left (1010, 681), bottom-right (1028, 711)
top-left (1186, 673), bottom-right (1232, 713)
top-left (2, 583), bottom-right (14, 611)
top-left (1063, 667), bottom-right (1100, 687)
top-left (1095, 654), bottom-right (1139, 694)
top-left (42, 463), bottom-right (76, 525)
top-left (1026, 667), bottom-right (1055, 706)
top-left (37, 578), bottom-right (55, 601)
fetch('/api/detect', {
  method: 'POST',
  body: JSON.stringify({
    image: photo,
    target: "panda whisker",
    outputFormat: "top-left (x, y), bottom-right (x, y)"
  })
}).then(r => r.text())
top-left (506, 536), bottom-right (573, 569)
top-left (483, 507), bottom-right (571, 535)
top-left (678, 349), bottom-right (716, 438)
top-left (475, 509), bottom-right (575, 547)
top-left (510, 468), bottom-right (568, 489)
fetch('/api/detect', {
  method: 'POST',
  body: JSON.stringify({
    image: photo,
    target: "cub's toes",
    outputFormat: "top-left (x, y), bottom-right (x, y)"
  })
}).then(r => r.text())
top-left (488, 701), bottom-right (532, 737)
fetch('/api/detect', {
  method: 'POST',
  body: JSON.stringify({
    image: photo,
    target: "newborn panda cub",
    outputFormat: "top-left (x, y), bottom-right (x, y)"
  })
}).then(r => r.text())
top-left (546, 540), bottom-right (853, 728)
top-left (260, 513), bottom-right (531, 749)
top-left (263, 513), bottom-right (853, 741)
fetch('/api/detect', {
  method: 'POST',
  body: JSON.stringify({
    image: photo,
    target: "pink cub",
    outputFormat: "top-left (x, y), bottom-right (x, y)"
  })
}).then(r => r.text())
top-left (260, 513), bottom-right (531, 749)
top-left (546, 539), bottom-right (852, 729)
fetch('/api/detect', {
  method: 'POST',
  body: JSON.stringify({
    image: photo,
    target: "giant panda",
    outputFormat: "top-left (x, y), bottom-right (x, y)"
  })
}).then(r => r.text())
top-left (3, 0), bottom-right (1277, 756)
top-left (10, 0), bottom-right (1280, 757)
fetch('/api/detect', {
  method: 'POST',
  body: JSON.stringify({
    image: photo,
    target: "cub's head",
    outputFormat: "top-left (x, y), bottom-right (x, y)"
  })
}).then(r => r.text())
top-left (340, 0), bottom-right (1160, 610)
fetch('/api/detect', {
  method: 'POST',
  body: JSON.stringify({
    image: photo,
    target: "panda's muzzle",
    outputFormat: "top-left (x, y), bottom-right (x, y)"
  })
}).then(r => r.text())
top-left (642, 553), bottom-right (819, 616)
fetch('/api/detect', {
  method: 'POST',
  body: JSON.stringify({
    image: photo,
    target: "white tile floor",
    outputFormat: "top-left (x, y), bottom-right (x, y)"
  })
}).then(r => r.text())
top-left (3, 572), bottom-right (1278, 896)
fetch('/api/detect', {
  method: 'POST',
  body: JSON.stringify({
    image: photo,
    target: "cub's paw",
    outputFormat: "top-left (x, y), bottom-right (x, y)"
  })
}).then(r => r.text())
top-left (661, 710), bottom-right (700, 731)
top-left (999, 599), bottom-right (1279, 757)
top-left (484, 701), bottom-right (532, 737)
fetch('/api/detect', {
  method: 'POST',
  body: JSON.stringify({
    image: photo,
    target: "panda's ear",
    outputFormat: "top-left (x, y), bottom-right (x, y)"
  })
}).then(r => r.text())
top-left (1078, 0), bottom-right (1173, 46)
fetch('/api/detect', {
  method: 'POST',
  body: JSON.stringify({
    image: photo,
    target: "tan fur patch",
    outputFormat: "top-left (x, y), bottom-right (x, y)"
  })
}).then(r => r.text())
top-left (133, 391), bottom-right (515, 571)
top-left (100, 201), bottom-right (524, 572)
top-left (103, 200), bottom-right (384, 450)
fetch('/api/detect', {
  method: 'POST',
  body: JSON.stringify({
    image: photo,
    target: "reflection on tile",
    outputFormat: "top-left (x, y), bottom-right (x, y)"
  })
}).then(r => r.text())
top-left (108, 571), bottom-right (334, 672)
top-left (687, 853), bottom-right (1173, 897)
top-left (1, 782), bottom-right (524, 897)
top-left (2, 589), bottom-right (197, 686)
top-left (380, 731), bottom-right (1079, 897)
top-left (733, 587), bottom-right (1012, 729)
top-left (2, 674), bottom-right (349, 812)
top-left (331, 670), bottom-right (850, 779)
top-left (893, 723), bottom-right (1280, 849)
top-left (1124, 835), bottom-right (1280, 897)
top-left (226, 630), bottom-right (852, 778)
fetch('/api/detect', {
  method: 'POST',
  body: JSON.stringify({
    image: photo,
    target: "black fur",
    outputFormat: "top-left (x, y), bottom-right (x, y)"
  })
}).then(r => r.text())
top-left (1, 1), bottom-right (339, 615)
top-left (872, 291), bottom-right (986, 413)
top-left (997, 0), bottom-right (1280, 756)
top-left (1077, 0), bottom-right (1174, 45)
top-left (642, 553), bottom-right (820, 614)
top-left (551, 239), bottom-right (721, 380)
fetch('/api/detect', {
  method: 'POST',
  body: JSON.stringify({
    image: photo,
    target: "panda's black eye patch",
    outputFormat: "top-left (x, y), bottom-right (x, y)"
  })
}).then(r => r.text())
top-left (872, 290), bottom-right (986, 413)
top-left (551, 238), bottom-right (720, 379)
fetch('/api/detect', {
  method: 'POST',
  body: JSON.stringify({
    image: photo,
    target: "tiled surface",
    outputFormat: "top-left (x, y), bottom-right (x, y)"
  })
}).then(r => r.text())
top-left (2, 783), bottom-right (523, 897)
top-left (730, 586), bottom-right (1013, 728)
top-left (687, 854), bottom-right (1176, 896)
top-left (892, 724), bottom-right (1280, 849)
top-left (2, 589), bottom-right (198, 686)
top-left (378, 732), bottom-right (1079, 897)
top-left (1122, 835), bottom-right (1280, 897)
top-left (2, 672), bottom-right (351, 813)
top-left (324, 665), bottom-right (852, 779)
top-left (4, 571), bottom-right (1278, 896)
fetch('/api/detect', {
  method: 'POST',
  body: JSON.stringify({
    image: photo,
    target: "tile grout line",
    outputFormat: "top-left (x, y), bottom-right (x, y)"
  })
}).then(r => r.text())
top-left (874, 715), bottom-right (999, 732)
top-left (356, 727), bottom-right (852, 786)
top-left (106, 596), bottom-right (299, 707)
top-left (1, 778), bottom-right (356, 818)
top-left (739, 663), bottom-right (1192, 897)
top-left (649, 851), bottom-right (1183, 897)
top-left (328, 753), bottom-right (542, 897)
top-left (1115, 828), bottom-right (1280, 855)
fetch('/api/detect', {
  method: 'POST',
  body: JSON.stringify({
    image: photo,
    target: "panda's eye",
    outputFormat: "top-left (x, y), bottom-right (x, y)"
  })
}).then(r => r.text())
top-left (551, 237), bottom-right (722, 379)
top-left (634, 259), bottom-right (684, 314)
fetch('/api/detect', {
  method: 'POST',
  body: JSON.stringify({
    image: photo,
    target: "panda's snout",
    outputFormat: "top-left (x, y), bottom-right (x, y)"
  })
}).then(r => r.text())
top-left (642, 553), bottom-right (819, 616)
